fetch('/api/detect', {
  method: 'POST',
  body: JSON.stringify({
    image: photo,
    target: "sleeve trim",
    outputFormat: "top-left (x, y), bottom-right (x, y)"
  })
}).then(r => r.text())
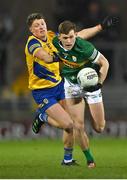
top-left (93, 51), bottom-right (101, 63)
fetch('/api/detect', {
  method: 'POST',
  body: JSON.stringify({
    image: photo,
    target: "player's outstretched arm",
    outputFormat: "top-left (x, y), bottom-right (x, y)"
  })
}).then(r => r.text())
top-left (34, 48), bottom-right (60, 63)
top-left (77, 16), bottom-right (118, 39)
top-left (77, 25), bottom-right (102, 40)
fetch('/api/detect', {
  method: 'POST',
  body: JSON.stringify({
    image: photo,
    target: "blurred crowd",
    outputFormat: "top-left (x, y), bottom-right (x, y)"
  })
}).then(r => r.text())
top-left (0, 0), bottom-right (126, 100)
top-left (0, 13), bottom-right (14, 97)
top-left (55, 0), bottom-right (121, 42)
top-left (82, 0), bottom-right (120, 42)
top-left (0, 0), bottom-right (127, 138)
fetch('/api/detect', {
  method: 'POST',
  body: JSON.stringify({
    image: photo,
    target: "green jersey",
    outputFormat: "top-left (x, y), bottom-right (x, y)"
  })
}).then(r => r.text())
top-left (53, 36), bottom-right (100, 83)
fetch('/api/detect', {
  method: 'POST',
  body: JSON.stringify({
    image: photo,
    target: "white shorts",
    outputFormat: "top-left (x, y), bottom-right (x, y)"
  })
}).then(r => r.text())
top-left (64, 78), bottom-right (102, 104)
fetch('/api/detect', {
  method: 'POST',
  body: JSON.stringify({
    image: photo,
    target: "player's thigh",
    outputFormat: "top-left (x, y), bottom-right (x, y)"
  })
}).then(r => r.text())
top-left (46, 102), bottom-right (73, 128)
top-left (59, 98), bottom-right (67, 110)
top-left (89, 101), bottom-right (105, 123)
top-left (65, 98), bottom-right (85, 125)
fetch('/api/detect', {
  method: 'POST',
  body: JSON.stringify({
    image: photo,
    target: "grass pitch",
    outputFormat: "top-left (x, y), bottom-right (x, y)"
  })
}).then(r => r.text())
top-left (0, 137), bottom-right (127, 179)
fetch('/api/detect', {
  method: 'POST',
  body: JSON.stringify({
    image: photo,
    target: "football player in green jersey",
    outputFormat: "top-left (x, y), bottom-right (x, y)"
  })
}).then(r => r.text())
top-left (53, 20), bottom-right (109, 168)
top-left (29, 13), bottom-right (117, 167)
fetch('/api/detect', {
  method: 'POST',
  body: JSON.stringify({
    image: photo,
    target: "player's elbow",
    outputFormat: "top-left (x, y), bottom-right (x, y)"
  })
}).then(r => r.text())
top-left (102, 54), bottom-right (109, 67)
top-left (99, 54), bottom-right (109, 73)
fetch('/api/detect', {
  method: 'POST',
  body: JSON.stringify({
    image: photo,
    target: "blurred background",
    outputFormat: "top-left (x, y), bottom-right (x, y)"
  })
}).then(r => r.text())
top-left (0, 0), bottom-right (127, 139)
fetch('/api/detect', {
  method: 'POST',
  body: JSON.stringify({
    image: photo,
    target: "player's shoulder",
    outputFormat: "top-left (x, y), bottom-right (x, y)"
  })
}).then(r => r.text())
top-left (76, 37), bottom-right (93, 46)
top-left (76, 37), bottom-right (94, 50)
top-left (27, 35), bottom-right (37, 41)
top-left (26, 35), bottom-right (41, 45)
top-left (52, 35), bottom-right (59, 46)
top-left (25, 35), bottom-right (42, 54)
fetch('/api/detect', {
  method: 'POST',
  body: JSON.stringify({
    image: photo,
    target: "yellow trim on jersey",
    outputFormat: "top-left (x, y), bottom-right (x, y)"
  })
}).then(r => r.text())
top-left (61, 57), bottom-right (89, 68)
top-left (25, 31), bottom-right (61, 90)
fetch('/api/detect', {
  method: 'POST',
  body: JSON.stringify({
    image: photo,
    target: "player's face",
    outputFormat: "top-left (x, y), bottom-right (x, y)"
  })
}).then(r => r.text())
top-left (30, 19), bottom-right (47, 40)
top-left (59, 30), bottom-right (77, 50)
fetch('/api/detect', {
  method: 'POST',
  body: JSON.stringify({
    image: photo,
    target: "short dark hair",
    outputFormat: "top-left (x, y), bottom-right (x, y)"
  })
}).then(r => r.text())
top-left (26, 13), bottom-right (45, 28)
top-left (58, 20), bottom-right (77, 34)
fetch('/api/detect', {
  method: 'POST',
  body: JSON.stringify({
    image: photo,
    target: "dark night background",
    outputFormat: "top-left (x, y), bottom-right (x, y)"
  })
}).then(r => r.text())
top-left (0, 0), bottom-right (127, 138)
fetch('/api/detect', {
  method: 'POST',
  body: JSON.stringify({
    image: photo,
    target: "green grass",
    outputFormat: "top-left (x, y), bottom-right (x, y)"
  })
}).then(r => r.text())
top-left (0, 137), bottom-right (127, 179)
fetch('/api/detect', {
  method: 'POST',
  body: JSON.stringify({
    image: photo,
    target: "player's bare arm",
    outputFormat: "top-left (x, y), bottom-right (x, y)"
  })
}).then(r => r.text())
top-left (34, 48), bottom-right (55, 63)
top-left (77, 16), bottom-right (118, 39)
top-left (77, 24), bottom-right (102, 39)
top-left (96, 54), bottom-right (109, 84)
top-left (34, 48), bottom-right (59, 63)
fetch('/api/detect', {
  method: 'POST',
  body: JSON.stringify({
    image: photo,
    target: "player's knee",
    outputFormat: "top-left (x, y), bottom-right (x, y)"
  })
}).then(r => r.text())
top-left (64, 121), bottom-right (73, 133)
top-left (94, 121), bottom-right (105, 133)
top-left (95, 126), bottom-right (104, 133)
top-left (75, 121), bottom-right (84, 132)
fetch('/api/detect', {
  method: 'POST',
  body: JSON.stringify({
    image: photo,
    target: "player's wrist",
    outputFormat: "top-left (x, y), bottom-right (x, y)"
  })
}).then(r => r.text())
top-left (98, 79), bottom-right (103, 85)
top-left (97, 83), bottom-right (102, 89)
top-left (53, 56), bottom-right (59, 62)
top-left (52, 52), bottom-right (60, 62)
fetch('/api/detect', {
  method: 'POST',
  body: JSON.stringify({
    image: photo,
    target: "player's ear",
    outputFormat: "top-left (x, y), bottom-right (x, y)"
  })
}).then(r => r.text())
top-left (29, 27), bottom-right (32, 33)
top-left (29, 25), bottom-right (34, 33)
top-left (58, 34), bottom-right (61, 40)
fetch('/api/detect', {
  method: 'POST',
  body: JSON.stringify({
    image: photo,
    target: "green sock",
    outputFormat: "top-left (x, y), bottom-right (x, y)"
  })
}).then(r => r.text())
top-left (83, 149), bottom-right (94, 162)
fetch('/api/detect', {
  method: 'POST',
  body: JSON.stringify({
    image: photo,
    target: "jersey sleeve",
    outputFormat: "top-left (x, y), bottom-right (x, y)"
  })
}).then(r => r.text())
top-left (52, 36), bottom-right (59, 48)
top-left (89, 49), bottom-right (101, 63)
top-left (84, 40), bottom-right (100, 63)
top-left (27, 38), bottom-right (42, 56)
